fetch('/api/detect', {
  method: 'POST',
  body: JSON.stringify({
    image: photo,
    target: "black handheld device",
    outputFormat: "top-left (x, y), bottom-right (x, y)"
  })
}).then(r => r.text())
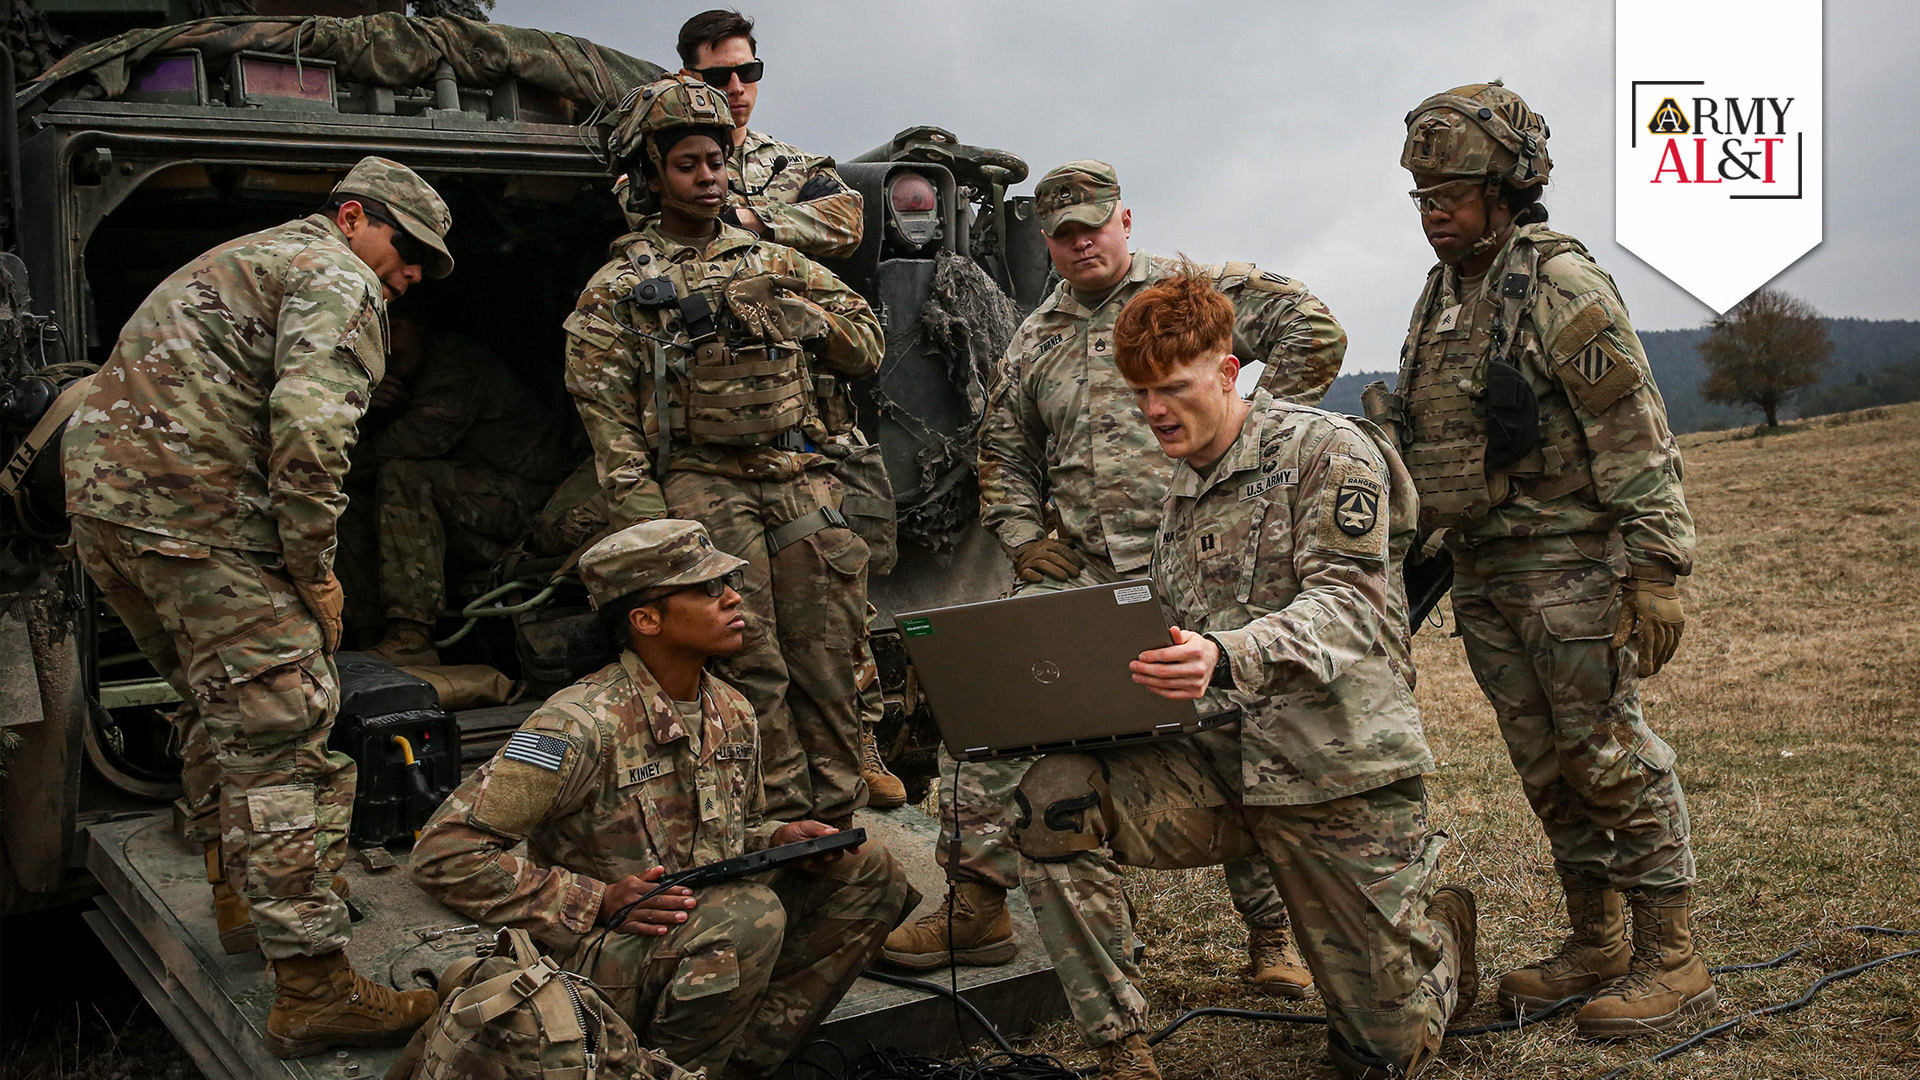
top-left (661, 827), bottom-right (868, 889)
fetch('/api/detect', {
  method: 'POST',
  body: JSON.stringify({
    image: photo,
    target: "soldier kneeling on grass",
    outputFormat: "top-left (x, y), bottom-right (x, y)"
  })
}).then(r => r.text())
top-left (1011, 271), bottom-right (1479, 1080)
top-left (411, 520), bottom-right (916, 1079)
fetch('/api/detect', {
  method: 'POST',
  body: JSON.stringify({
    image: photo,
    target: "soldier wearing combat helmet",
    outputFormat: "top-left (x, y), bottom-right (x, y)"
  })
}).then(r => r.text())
top-left (1370, 81), bottom-right (1710, 1038)
top-left (566, 75), bottom-right (885, 830)
top-left (63, 155), bottom-right (450, 1057)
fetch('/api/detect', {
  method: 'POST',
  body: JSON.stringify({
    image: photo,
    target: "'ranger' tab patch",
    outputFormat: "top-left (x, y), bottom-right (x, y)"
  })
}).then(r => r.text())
top-left (1313, 455), bottom-right (1390, 561)
top-left (503, 731), bottom-right (569, 773)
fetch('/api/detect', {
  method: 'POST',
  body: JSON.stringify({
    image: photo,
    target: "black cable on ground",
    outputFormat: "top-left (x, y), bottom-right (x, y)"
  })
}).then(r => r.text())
top-left (864, 971), bottom-right (1023, 1057)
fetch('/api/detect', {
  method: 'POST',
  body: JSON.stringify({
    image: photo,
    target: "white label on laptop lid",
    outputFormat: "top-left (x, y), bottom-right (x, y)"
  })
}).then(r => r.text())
top-left (1113, 584), bottom-right (1152, 605)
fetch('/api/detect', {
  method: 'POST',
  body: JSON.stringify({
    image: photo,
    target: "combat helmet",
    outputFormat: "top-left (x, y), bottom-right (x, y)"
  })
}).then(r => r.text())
top-left (1401, 80), bottom-right (1551, 188)
top-left (609, 73), bottom-right (735, 179)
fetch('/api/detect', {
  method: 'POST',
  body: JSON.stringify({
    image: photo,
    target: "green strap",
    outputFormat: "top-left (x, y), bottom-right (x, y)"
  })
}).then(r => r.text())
top-left (767, 505), bottom-right (847, 553)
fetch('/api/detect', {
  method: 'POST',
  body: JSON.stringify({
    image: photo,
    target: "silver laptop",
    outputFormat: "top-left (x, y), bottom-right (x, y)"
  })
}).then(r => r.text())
top-left (897, 579), bottom-right (1238, 761)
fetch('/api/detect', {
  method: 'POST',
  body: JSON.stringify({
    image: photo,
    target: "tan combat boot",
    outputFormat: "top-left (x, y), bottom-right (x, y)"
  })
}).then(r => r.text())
top-left (364, 619), bottom-right (440, 666)
top-left (1575, 886), bottom-right (1716, 1038)
top-left (1427, 885), bottom-right (1480, 1022)
top-left (879, 880), bottom-right (1017, 969)
top-left (860, 724), bottom-right (908, 809)
top-left (1244, 924), bottom-right (1314, 999)
top-left (205, 842), bottom-right (350, 956)
top-left (265, 949), bottom-right (438, 1059)
top-left (1497, 879), bottom-right (1629, 1012)
top-left (1093, 1033), bottom-right (1161, 1080)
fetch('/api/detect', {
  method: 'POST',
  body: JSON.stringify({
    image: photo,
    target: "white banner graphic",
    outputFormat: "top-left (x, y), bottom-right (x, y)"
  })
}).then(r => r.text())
top-left (1616, 0), bottom-right (1823, 313)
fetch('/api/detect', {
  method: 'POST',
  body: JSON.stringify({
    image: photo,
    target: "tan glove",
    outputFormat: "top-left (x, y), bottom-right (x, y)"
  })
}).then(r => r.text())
top-left (724, 274), bottom-right (824, 342)
top-left (294, 574), bottom-right (345, 655)
top-left (1012, 539), bottom-right (1085, 584)
top-left (1611, 577), bottom-right (1684, 678)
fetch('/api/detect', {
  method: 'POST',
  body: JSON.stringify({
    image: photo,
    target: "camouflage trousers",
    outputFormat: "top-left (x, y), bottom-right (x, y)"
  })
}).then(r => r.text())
top-left (1450, 550), bottom-right (1695, 892)
top-left (565, 845), bottom-right (918, 1079)
top-left (376, 458), bottom-right (551, 625)
top-left (935, 564), bottom-right (1287, 929)
top-left (70, 516), bottom-right (354, 960)
top-left (665, 468), bottom-right (870, 823)
top-left (1015, 729), bottom-right (1459, 1071)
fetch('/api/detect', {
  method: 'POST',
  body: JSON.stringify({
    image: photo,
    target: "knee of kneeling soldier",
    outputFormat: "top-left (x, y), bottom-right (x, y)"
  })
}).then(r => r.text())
top-left (1011, 753), bottom-right (1110, 862)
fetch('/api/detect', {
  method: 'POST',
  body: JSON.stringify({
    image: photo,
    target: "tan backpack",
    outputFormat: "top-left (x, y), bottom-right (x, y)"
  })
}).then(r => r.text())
top-left (386, 927), bottom-right (696, 1080)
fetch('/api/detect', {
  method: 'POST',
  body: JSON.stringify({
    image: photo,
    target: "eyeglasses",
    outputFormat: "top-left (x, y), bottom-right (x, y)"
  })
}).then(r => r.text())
top-left (361, 204), bottom-right (433, 268)
top-left (687, 569), bottom-right (746, 598)
top-left (693, 60), bottom-right (764, 88)
top-left (1407, 178), bottom-right (1486, 215)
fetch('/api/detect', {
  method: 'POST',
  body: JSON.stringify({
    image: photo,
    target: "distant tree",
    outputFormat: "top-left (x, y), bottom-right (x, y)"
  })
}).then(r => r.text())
top-left (1698, 288), bottom-right (1834, 427)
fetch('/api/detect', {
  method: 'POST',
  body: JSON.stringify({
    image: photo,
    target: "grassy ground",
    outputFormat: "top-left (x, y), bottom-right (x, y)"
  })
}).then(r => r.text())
top-left (1012, 404), bottom-right (1920, 1078)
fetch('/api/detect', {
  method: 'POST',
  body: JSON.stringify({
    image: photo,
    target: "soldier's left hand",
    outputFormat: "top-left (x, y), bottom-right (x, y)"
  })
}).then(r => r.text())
top-left (773, 819), bottom-right (858, 874)
top-left (1612, 578), bottom-right (1685, 678)
top-left (294, 574), bottom-right (345, 654)
top-left (1130, 626), bottom-right (1216, 701)
top-left (370, 374), bottom-right (407, 410)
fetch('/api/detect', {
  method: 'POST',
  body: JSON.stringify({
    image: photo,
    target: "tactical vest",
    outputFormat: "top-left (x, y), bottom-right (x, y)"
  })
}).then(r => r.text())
top-left (1392, 226), bottom-right (1595, 533)
top-left (619, 236), bottom-right (844, 475)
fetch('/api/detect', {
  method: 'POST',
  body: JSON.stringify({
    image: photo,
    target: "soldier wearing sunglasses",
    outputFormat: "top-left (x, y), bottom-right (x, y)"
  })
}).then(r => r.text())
top-left (673, 8), bottom-right (864, 258)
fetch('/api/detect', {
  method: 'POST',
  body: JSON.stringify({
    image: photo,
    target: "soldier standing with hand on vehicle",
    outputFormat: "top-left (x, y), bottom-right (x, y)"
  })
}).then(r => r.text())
top-left (411, 519), bottom-right (916, 1078)
top-left (62, 157), bottom-right (450, 1058)
top-left (882, 160), bottom-right (1344, 993)
top-left (566, 75), bottom-right (884, 829)
top-left (1379, 81), bottom-right (1710, 1037)
top-left (1014, 271), bottom-right (1476, 1080)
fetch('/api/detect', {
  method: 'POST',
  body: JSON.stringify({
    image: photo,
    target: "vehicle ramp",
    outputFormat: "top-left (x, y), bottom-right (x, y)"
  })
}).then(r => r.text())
top-left (86, 804), bottom-right (1064, 1079)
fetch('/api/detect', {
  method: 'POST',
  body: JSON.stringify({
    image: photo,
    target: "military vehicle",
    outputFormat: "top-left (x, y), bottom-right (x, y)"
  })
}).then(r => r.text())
top-left (0, 18), bottom-right (1069, 1071)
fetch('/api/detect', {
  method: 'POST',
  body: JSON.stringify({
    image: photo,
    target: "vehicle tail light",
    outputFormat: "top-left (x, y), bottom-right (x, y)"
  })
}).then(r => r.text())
top-left (885, 171), bottom-right (941, 248)
top-left (889, 173), bottom-right (937, 213)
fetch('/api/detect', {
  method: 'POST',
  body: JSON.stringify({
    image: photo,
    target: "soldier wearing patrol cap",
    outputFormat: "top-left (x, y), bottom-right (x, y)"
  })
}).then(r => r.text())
top-left (63, 155), bottom-right (451, 1057)
top-left (883, 159), bottom-right (1345, 992)
top-left (1375, 81), bottom-right (1709, 1037)
top-left (412, 519), bottom-right (917, 1078)
top-left (566, 75), bottom-right (885, 831)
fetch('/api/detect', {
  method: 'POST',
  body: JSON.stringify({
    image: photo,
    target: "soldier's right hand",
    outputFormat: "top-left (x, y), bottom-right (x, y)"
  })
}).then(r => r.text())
top-left (294, 574), bottom-right (345, 654)
top-left (1611, 577), bottom-right (1685, 678)
top-left (370, 374), bottom-right (408, 410)
top-left (601, 866), bottom-right (696, 936)
top-left (1012, 538), bottom-right (1085, 584)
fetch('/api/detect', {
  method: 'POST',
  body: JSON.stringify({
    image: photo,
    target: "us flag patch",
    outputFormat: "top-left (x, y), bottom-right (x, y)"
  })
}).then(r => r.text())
top-left (503, 731), bottom-right (568, 772)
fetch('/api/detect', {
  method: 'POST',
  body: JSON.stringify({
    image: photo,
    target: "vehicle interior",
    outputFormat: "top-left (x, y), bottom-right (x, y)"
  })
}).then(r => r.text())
top-left (77, 160), bottom-right (629, 812)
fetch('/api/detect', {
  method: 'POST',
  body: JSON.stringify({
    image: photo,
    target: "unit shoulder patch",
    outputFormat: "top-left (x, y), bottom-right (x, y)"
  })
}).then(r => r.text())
top-left (1312, 454), bottom-right (1389, 561)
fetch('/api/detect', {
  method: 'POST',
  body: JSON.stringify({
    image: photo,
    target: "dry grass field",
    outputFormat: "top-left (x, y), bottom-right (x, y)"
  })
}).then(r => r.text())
top-left (1014, 404), bottom-right (1920, 1079)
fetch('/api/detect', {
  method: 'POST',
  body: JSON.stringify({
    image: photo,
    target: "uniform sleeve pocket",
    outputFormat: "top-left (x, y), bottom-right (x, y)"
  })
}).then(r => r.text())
top-left (564, 309), bottom-right (621, 350)
top-left (1537, 590), bottom-right (1620, 642)
top-left (669, 943), bottom-right (741, 1002)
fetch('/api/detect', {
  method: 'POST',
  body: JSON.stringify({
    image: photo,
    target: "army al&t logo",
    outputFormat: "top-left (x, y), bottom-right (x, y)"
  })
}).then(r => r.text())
top-left (1615, 0), bottom-right (1822, 313)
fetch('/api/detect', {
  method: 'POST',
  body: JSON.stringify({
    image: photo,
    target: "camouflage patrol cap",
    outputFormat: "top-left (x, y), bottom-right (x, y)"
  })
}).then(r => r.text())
top-left (333, 156), bottom-right (454, 279)
top-left (609, 74), bottom-right (735, 167)
top-left (578, 519), bottom-right (747, 609)
top-left (1402, 81), bottom-right (1552, 189)
top-left (1034, 160), bottom-right (1122, 237)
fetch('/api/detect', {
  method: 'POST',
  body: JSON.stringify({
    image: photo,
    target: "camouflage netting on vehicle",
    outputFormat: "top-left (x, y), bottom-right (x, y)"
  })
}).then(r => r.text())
top-left (25, 14), bottom-right (663, 114)
top-left (882, 252), bottom-right (1020, 555)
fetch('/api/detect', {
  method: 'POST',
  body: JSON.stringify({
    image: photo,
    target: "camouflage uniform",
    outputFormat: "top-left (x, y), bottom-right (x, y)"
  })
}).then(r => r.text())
top-left (953, 251), bottom-right (1344, 919)
top-left (411, 650), bottom-right (917, 1078)
top-left (62, 197), bottom-right (402, 958)
top-left (1015, 394), bottom-right (1462, 1069)
top-left (564, 219), bottom-right (884, 824)
top-left (613, 129), bottom-right (863, 260)
top-left (368, 331), bottom-right (577, 625)
top-left (1396, 223), bottom-right (1696, 892)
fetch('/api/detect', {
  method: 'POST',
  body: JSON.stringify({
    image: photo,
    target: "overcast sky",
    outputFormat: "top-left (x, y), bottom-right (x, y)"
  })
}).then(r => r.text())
top-left (494, 0), bottom-right (1917, 374)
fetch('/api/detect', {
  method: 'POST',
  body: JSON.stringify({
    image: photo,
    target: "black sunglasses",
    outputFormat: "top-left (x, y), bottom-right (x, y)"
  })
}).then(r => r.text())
top-left (685, 569), bottom-right (746, 598)
top-left (694, 60), bottom-right (764, 88)
top-left (361, 204), bottom-right (434, 268)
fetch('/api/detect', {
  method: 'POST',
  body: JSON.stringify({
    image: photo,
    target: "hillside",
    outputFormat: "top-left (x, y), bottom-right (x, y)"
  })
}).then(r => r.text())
top-left (1021, 404), bottom-right (1920, 1078)
top-left (1317, 317), bottom-right (1920, 434)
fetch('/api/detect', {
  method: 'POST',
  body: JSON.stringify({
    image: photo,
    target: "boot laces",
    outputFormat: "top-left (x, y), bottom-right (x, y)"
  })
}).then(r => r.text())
top-left (914, 891), bottom-right (969, 928)
top-left (861, 728), bottom-right (888, 772)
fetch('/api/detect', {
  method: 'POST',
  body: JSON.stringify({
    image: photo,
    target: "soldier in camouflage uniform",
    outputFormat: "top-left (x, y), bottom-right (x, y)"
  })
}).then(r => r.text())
top-left (62, 157), bottom-right (449, 1058)
top-left (610, 9), bottom-right (863, 258)
top-left (411, 520), bottom-right (916, 1079)
top-left (362, 315), bottom-right (579, 664)
top-left (565, 76), bottom-right (884, 827)
top-left (884, 161), bottom-right (1344, 991)
top-left (1377, 82), bottom-right (1710, 1037)
top-left (1014, 271), bottom-right (1477, 1080)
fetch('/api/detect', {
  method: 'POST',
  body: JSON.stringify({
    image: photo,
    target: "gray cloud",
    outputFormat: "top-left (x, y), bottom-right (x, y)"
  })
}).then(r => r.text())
top-left (494, 0), bottom-right (1919, 374)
